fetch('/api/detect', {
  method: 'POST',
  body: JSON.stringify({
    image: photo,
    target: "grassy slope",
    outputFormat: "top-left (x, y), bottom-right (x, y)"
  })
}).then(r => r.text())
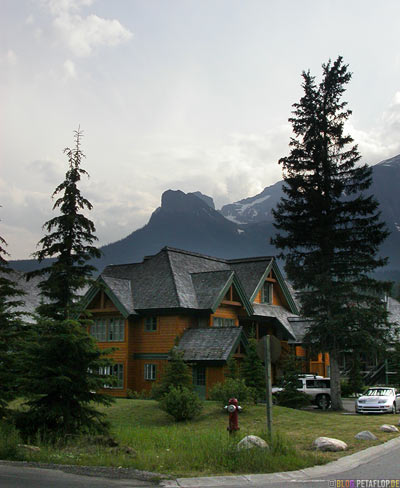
top-left (8, 400), bottom-right (400, 477)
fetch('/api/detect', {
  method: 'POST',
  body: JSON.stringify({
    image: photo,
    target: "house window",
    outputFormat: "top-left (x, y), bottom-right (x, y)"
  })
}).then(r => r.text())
top-left (213, 317), bottom-right (235, 327)
top-left (90, 317), bottom-right (125, 342)
top-left (145, 317), bottom-right (158, 332)
top-left (99, 363), bottom-right (124, 388)
top-left (108, 317), bottom-right (124, 341)
top-left (91, 318), bottom-right (107, 341)
top-left (193, 366), bottom-right (206, 386)
top-left (144, 363), bottom-right (157, 381)
top-left (261, 282), bottom-right (273, 304)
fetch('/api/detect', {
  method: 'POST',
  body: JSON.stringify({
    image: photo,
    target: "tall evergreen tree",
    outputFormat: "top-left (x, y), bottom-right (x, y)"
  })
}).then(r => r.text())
top-left (0, 226), bottom-right (25, 415)
top-left (272, 57), bottom-right (390, 410)
top-left (19, 130), bottom-right (113, 438)
top-left (28, 128), bottom-right (101, 319)
top-left (241, 338), bottom-right (265, 403)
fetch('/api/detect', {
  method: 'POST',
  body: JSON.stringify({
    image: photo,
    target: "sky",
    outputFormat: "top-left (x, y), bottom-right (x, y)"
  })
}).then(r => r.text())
top-left (2, 0), bottom-right (400, 259)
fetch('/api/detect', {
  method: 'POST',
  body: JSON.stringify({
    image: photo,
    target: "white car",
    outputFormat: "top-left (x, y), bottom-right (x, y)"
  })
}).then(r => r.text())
top-left (355, 387), bottom-right (400, 414)
top-left (272, 375), bottom-right (331, 409)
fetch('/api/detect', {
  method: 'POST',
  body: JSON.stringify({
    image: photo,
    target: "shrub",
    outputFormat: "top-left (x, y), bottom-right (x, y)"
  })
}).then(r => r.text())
top-left (241, 338), bottom-right (265, 403)
top-left (160, 387), bottom-right (203, 421)
top-left (0, 421), bottom-right (21, 460)
top-left (275, 389), bottom-right (310, 409)
top-left (151, 347), bottom-right (192, 400)
top-left (208, 378), bottom-right (252, 405)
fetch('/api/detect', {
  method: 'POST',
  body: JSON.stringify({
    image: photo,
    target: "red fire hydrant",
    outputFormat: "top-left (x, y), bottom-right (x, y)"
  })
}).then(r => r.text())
top-left (225, 397), bottom-right (241, 434)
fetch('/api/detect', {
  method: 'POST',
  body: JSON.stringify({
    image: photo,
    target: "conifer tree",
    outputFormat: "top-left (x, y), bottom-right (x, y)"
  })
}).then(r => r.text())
top-left (0, 227), bottom-right (25, 415)
top-left (272, 57), bottom-right (390, 410)
top-left (152, 347), bottom-right (193, 399)
top-left (18, 130), bottom-right (113, 438)
top-left (28, 128), bottom-right (101, 319)
top-left (241, 338), bottom-right (265, 403)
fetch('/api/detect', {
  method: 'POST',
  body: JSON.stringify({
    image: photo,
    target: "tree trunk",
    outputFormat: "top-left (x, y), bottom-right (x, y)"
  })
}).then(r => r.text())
top-left (329, 349), bottom-right (343, 410)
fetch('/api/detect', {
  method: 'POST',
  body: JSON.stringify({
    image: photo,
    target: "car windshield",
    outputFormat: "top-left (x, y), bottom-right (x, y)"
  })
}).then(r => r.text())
top-left (364, 389), bottom-right (393, 396)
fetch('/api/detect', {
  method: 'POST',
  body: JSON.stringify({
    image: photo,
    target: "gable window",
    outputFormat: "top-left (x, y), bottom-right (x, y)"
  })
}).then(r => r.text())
top-left (90, 318), bottom-right (107, 341)
top-left (213, 317), bottom-right (235, 327)
top-left (144, 363), bottom-right (157, 380)
top-left (99, 363), bottom-right (124, 388)
top-left (90, 317), bottom-right (125, 342)
top-left (261, 282), bottom-right (273, 304)
top-left (145, 317), bottom-right (158, 332)
top-left (108, 317), bottom-right (124, 341)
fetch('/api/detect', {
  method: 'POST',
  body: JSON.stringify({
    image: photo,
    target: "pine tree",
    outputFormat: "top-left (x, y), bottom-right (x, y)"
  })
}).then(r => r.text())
top-left (17, 318), bottom-right (113, 438)
top-left (0, 228), bottom-right (25, 415)
top-left (272, 57), bottom-right (390, 410)
top-left (152, 347), bottom-right (193, 399)
top-left (241, 338), bottom-right (265, 403)
top-left (27, 128), bottom-right (101, 319)
top-left (18, 130), bottom-right (113, 438)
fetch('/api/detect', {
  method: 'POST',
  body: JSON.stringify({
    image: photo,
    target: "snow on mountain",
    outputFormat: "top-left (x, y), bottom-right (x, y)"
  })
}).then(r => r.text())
top-left (220, 181), bottom-right (283, 225)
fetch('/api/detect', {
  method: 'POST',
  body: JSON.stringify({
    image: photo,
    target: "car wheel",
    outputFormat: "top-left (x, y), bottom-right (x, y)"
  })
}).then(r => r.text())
top-left (317, 394), bottom-right (331, 410)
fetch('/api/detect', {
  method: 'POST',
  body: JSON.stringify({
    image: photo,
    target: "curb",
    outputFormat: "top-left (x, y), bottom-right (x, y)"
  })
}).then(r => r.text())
top-left (160, 435), bottom-right (400, 487)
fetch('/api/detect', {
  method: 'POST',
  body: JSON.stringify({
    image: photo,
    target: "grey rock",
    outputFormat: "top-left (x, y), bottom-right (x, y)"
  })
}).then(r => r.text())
top-left (380, 424), bottom-right (399, 432)
top-left (312, 437), bottom-right (348, 452)
top-left (355, 431), bottom-right (378, 440)
top-left (237, 435), bottom-right (269, 450)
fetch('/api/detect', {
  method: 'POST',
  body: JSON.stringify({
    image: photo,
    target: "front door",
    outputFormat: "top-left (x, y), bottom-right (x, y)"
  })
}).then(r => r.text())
top-left (192, 365), bottom-right (206, 399)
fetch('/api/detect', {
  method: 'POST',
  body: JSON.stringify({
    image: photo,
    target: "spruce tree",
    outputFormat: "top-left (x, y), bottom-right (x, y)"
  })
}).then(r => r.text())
top-left (27, 128), bottom-right (101, 319)
top-left (272, 57), bottom-right (390, 410)
top-left (19, 129), bottom-right (113, 438)
top-left (0, 228), bottom-right (25, 415)
top-left (241, 338), bottom-right (265, 403)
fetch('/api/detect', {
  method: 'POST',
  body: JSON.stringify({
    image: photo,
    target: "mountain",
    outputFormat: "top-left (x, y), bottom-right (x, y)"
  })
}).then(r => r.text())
top-left (220, 180), bottom-right (283, 224)
top-left (10, 155), bottom-right (400, 278)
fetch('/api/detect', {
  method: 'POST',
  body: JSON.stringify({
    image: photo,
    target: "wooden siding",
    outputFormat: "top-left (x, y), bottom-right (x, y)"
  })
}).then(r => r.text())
top-left (131, 359), bottom-right (167, 394)
top-left (130, 315), bottom-right (193, 354)
top-left (210, 305), bottom-right (240, 326)
top-left (205, 366), bottom-right (225, 398)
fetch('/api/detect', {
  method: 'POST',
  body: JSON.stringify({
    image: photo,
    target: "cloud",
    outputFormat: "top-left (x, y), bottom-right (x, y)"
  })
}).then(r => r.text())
top-left (349, 91), bottom-right (400, 165)
top-left (63, 59), bottom-right (76, 78)
top-left (6, 49), bottom-right (17, 66)
top-left (41, 0), bottom-right (133, 57)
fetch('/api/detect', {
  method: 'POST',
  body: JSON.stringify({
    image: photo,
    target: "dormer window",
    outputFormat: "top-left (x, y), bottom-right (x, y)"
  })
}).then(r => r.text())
top-left (145, 316), bottom-right (158, 332)
top-left (261, 282), bottom-right (273, 304)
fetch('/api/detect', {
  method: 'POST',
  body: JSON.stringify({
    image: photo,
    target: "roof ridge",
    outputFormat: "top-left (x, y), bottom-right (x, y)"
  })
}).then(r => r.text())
top-left (190, 269), bottom-right (233, 276)
top-left (165, 248), bottom-right (184, 308)
top-left (160, 246), bottom-right (229, 263)
top-left (228, 256), bottom-right (274, 263)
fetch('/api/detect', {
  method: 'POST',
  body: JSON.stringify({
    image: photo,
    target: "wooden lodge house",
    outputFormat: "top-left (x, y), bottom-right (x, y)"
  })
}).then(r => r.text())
top-left (81, 247), bottom-right (305, 398)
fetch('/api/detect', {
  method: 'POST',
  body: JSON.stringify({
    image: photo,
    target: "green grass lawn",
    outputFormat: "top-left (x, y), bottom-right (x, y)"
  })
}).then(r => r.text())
top-left (3, 400), bottom-right (400, 477)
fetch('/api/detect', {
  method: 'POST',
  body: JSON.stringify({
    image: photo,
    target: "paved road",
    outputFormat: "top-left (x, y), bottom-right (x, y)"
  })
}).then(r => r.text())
top-left (0, 463), bottom-right (154, 488)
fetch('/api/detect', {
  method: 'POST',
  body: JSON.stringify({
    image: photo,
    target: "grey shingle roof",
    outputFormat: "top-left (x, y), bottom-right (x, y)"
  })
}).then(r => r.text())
top-left (0, 269), bottom-right (42, 323)
top-left (287, 317), bottom-right (313, 343)
top-left (102, 276), bottom-right (136, 316)
top-left (229, 259), bottom-right (272, 300)
top-left (191, 270), bottom-right (233, 309)
top-left (96, 248), bottom-right (297, 339)
top-left (252, 304), bottom-right (297, 340)
top-left (177, 327), bottom-right (243, 361)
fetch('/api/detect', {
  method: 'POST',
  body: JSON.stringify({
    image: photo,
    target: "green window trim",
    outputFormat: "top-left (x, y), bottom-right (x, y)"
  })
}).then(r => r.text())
top-left (90, 316), bottom-right (125, 342)
top-left (213, 317), bottom-right (236, 327)
top-left (261, 282), bottom-right (273, 304)
top-left (144, 316), bottom-right (158, 332)
top-left (144, 363), bottom-right (157, 381)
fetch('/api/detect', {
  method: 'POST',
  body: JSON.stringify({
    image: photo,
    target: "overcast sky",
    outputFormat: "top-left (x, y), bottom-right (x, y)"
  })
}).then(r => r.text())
top-left (2, 0), bottom-right (400, 259)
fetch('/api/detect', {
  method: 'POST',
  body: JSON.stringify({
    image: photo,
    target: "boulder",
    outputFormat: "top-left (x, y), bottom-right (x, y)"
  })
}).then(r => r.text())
top-left (354, 431), bottom-right (377, 441)
top-left (237, 435), bottom-right (269, 450)
top-left (380, 424), bottom-right (399, 433)
top-left (312, 437), bottom-right (348, 452)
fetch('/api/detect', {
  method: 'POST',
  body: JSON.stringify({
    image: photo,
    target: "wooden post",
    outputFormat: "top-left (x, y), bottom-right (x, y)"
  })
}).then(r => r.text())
top-left (265, 335), bottom-right (273, 436)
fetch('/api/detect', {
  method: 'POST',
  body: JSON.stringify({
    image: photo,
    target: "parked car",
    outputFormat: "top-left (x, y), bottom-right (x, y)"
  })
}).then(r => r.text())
top-left (355, 387), bottom-right (400, 414)
top-left (272, 375), bottom-right (331, 409)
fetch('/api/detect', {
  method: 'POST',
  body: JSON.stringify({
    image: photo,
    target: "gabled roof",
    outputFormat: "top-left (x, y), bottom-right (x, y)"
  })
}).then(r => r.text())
top-left (177, 327), bottom-right (246, 361)
top-left (82, 248), bottom-right (295, 335)
top-left (253, 303), bottom-right (297, 341)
